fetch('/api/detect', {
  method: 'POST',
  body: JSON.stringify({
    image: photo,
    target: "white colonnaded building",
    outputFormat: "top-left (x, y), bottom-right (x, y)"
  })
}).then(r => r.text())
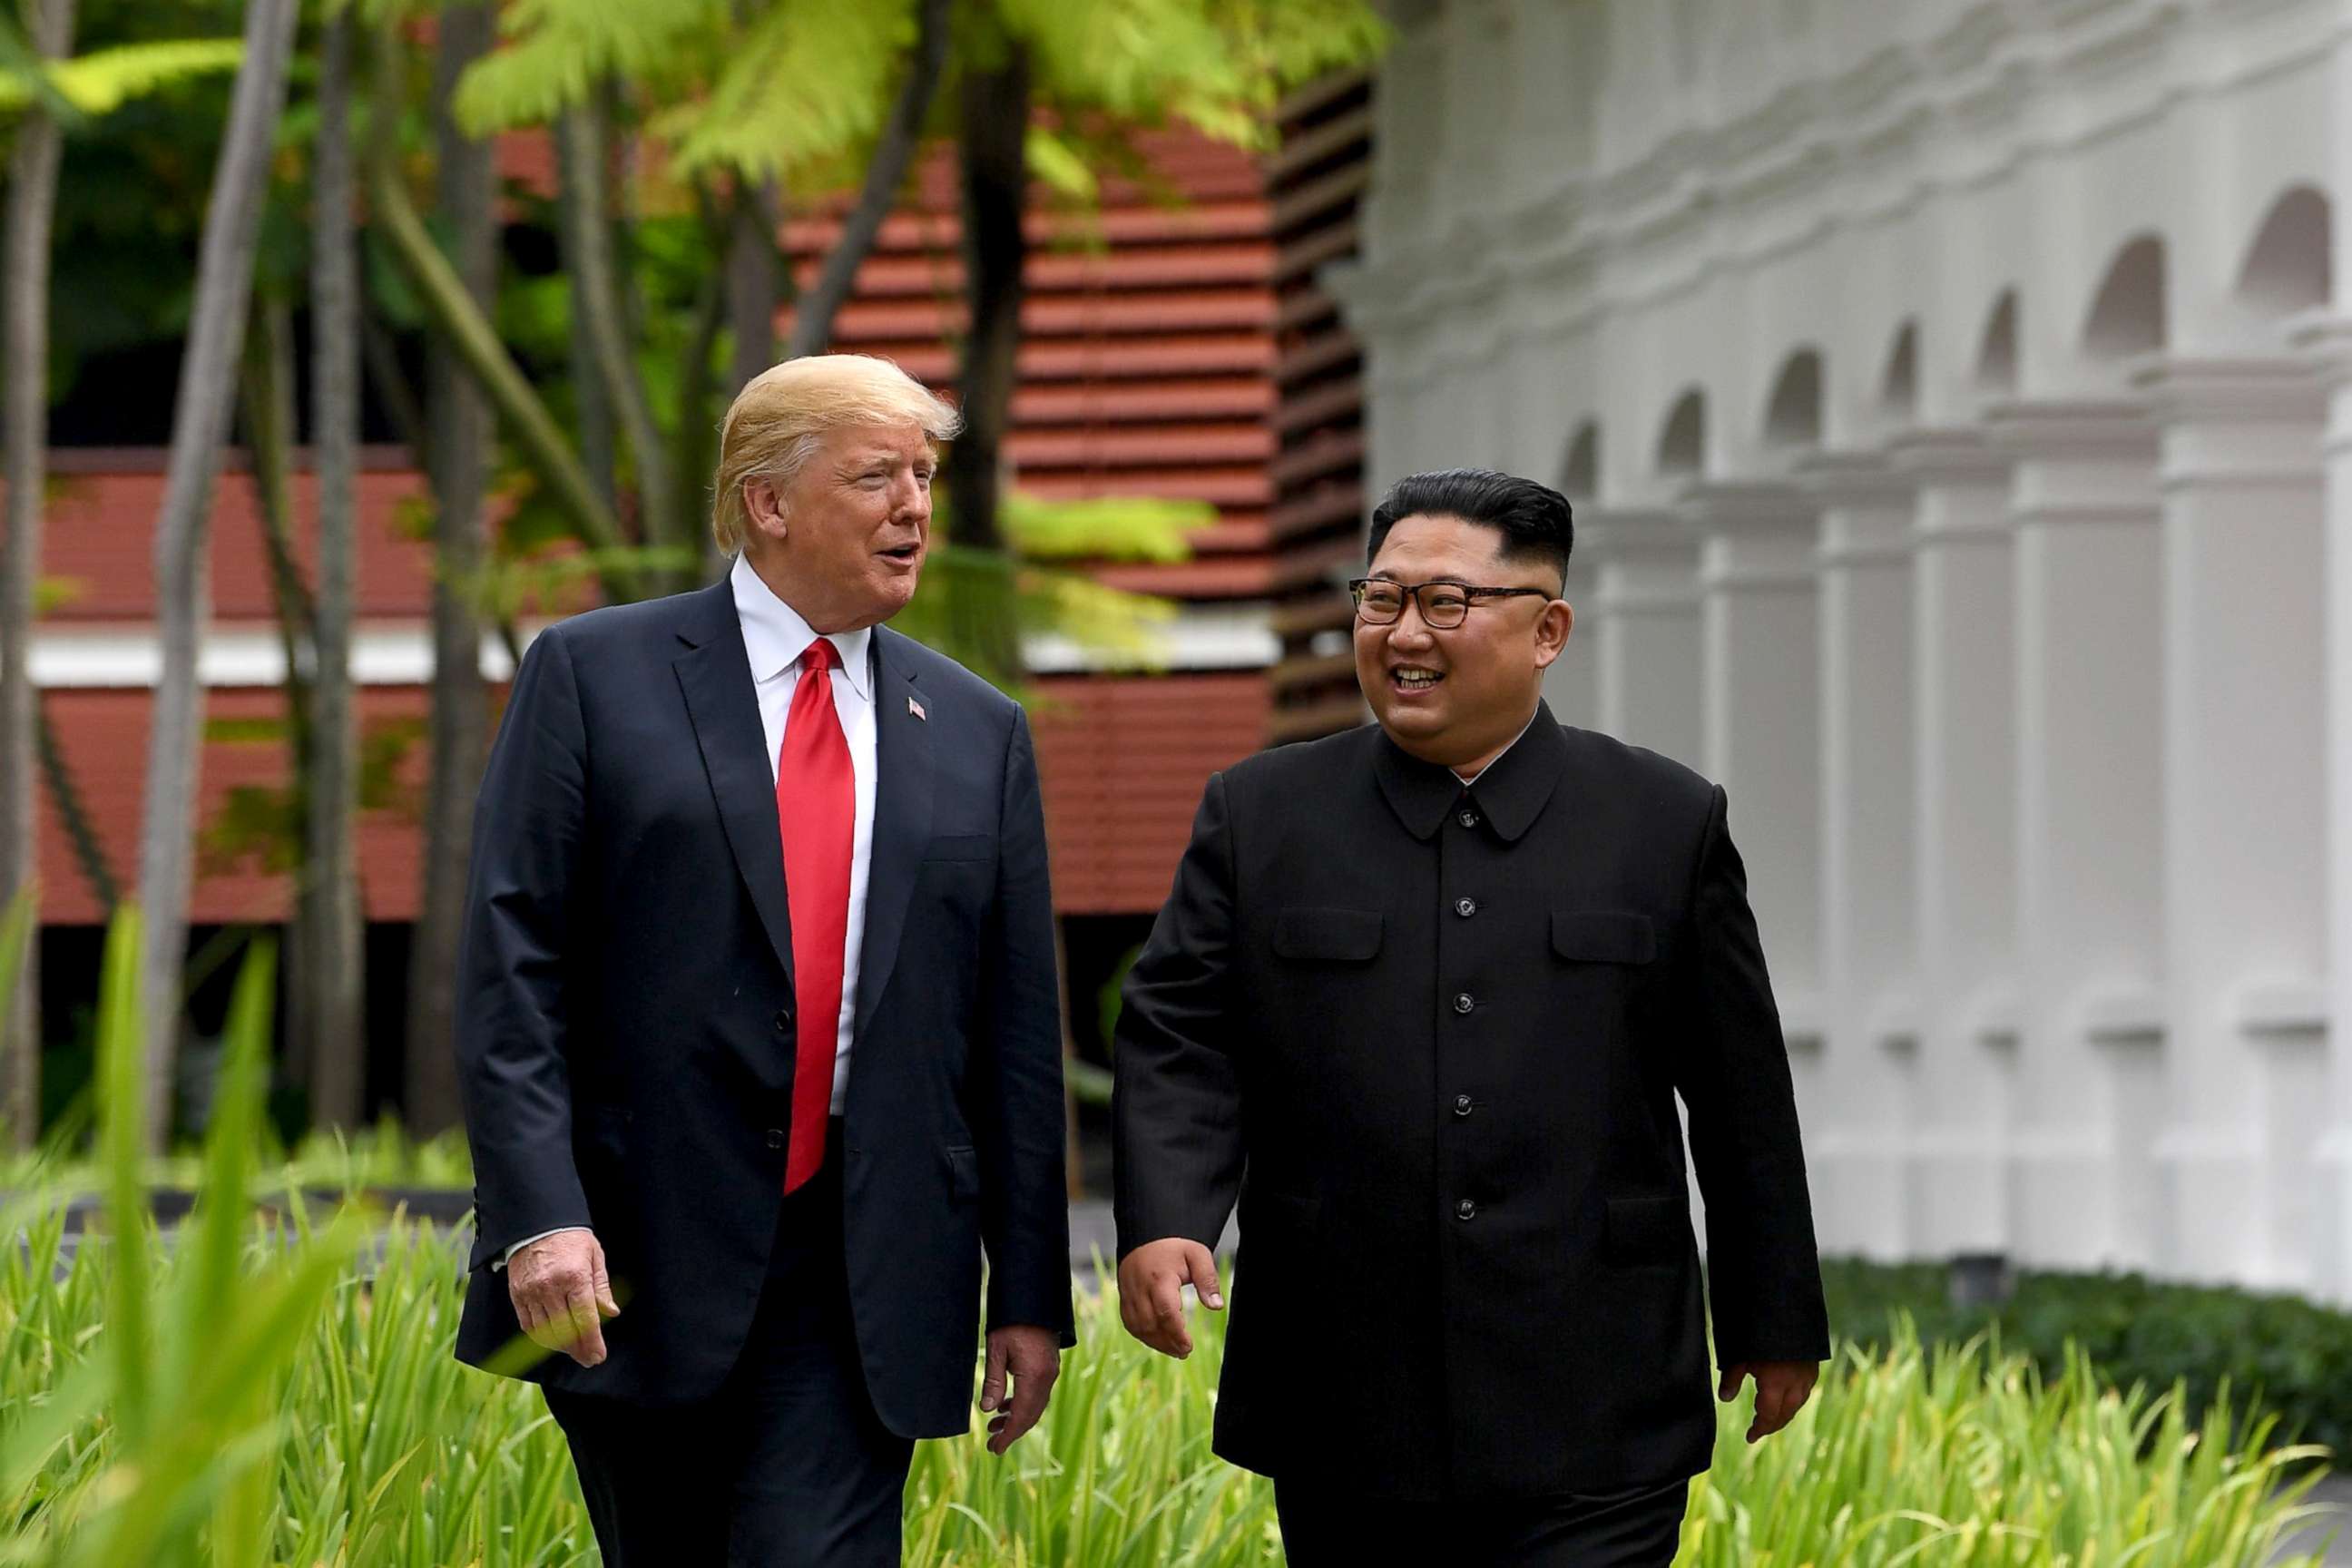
top-left (1325, 0), bottom-right (2352, 1302)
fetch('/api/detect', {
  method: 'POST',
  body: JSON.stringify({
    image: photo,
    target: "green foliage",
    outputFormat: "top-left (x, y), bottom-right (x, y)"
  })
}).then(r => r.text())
top-left (1823, 1255), bottom-right (2352, 1463)
top-left (0, 1215), bottom-right (2332, 1563)
top-left (0, 36), bottom-right (244, 117)
top-left (1678, 1322), bottom-right (2332, 1566)
top-left (0, 907), bottom-right (373, 1565)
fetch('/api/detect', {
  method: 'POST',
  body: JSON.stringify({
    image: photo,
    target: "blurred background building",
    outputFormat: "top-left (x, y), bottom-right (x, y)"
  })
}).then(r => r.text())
top-left (1325, 0), bottom-right (2348, 1303)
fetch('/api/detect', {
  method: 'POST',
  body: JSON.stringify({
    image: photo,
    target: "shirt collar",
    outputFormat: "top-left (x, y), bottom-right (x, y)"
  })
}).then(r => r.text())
top-left (1372, 701), bottom-right (1569, 843)
top-left (730, 554), bottom-right (874, 701)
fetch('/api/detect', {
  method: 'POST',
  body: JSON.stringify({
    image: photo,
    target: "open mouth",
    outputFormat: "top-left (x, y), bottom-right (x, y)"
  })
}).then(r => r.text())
top-left (877, 543), bottom-right (922, 564)
top-left (1391, 665), bottom-right (1445, 691)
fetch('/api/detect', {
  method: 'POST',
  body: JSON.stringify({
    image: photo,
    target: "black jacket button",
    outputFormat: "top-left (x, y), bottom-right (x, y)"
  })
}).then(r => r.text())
top-left (1453, 1094), bottom-right (1474, 1117)
top-left (1454, 993), bottom-right (1475, 1014)
top-left (765, 1128), bottom-right (787, 1150)
top-left (1455, 1199), bottom-right (1477, 1220)
top-left (773, 1008), bottom-right (791, 1032)
top-left (1455, 897), bottom-right (1477, 917)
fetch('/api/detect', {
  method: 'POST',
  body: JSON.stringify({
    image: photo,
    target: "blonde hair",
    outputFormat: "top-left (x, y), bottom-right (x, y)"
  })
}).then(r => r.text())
top-left (710, 354), bottom-right (963, 554)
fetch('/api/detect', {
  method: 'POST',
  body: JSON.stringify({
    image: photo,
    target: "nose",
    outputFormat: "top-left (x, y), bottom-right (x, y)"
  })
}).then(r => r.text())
top-left (1387, 598), bottom-right (1438, 647)
top-left (889, 469), bottom-right (929, 520)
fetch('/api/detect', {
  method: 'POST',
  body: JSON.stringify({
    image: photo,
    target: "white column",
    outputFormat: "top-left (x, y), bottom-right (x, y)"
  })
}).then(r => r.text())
top-left (1796, 452), bottom-right (1919, 1260)
top-left (2298, 318), bottom-right (2352, 1308)
top-left (1543, 556), bottom-right (1601, 728)
top-left (1986, 401), bottom-right (2165, 1272)
top-left (2130, 358), bottom-right (2328, 1290)
top-left (1683, 482), bottom-right (1826, 1122)
top-left (1580, 509), bottom-right (1702, 768)
top-left (1887, 429), bottom-right (2019, 1259)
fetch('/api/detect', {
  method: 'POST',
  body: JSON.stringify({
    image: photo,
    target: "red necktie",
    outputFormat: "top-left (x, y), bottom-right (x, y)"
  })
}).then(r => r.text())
top-left (775, 638), bottom-right (853, 1192)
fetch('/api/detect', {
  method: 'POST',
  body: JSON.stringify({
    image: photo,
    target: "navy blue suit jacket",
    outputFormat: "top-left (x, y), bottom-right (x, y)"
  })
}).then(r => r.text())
top-left (453, 577), bottom-right (1073, 1436)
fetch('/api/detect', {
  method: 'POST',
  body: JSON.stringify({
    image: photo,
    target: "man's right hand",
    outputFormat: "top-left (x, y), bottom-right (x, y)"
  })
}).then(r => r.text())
top-left (508, 1230), bottom-right (621, 1367)
top-left (1116, 1238), bottom-right (1223, 1359)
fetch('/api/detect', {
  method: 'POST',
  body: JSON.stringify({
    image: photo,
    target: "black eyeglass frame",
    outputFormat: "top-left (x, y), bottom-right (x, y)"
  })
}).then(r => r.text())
top-left (1347, 577), bottom-right (1556, 629)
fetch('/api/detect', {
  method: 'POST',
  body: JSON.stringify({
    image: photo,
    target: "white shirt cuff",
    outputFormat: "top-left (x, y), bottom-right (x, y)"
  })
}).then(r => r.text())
top-left (495, 1226), bottom-right (591, 1270)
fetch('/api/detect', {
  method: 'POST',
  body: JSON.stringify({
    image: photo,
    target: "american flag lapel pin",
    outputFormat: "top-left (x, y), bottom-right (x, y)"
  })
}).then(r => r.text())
top-left (908, 696), bottom-right (927, 722)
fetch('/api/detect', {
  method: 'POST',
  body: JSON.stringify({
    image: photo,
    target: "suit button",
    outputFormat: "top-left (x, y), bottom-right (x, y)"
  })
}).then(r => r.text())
top-left (1456, 808), bottom-right (1479, 828)
top-left (1453, 1094), bottom-right (1474, 1118)
top-left (1455, 1199), bottom-right (1477, 1220)
top-left (765, 1128), bottom-right (787, 1150)
top-left (1454, 993), bottom-right (1475, 1014)
top-left (1455, 897), bottom-right (1477, 917)
top-left (773, 1009), bottom-right (791, 1033)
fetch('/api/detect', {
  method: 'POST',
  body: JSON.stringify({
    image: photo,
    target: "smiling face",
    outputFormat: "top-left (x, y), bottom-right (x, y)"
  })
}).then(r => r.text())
top-left (1352, 513), bottom-right (1574, 775)
top-left (740, 422), bottom-right (936, 633)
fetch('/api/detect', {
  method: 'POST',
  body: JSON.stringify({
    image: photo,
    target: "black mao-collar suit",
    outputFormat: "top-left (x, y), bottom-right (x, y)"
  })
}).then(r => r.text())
top-left (1112, 705), bottom-right (1828, 1502)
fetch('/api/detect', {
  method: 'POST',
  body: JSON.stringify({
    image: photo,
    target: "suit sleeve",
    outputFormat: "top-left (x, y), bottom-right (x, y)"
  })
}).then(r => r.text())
top-left (455, 625), bottom-right (595, 1272)
top-left (1674, 783), bottom-right (1831, 1367)
top-left (1111, 769), bottom-right (1244, 1259)
top-left (974, 708), bottom-right (1077, 1343)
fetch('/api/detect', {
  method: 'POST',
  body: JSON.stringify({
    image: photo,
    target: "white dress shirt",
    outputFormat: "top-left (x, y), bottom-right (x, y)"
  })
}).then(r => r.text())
top-left (731, 549), bottom-right (877, 1117)
top-left (499, 556), bottom-right (878, 1269)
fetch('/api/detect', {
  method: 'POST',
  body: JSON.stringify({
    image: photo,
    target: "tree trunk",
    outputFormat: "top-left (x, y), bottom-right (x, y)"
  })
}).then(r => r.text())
top-left (944, 44), bottom-right (1031, 686)
top-left (366, 48), bottom-right (634, 594)
top-left (556, 97), bottom-right (681, 585)
top-left (0, 0), bottom-right (75, 1150)
top-left (236, 299), bottom-right (317, 1091)
top-left (785, 0), bottom-right (951, 363)
top-left (308, 7), bottom-right (365, 1132)
top-left (404, 2), bottom-right (495, 1136)
top-left (136, 0), bottom-right (301, 1151)
top-left (555, 141), bottom-right (615, 511)
top-left (727, 180), bottom-right (781, 393)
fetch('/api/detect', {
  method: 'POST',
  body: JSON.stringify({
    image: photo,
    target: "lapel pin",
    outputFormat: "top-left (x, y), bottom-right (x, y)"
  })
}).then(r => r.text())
top-left (908, 696), bottom-right (927, 722)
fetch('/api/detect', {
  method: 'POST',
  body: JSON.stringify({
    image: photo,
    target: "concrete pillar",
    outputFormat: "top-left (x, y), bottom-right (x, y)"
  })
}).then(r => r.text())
top-left (1887, 429), bottom-right (2019, 1259)
top-left (2131, 358), bottom-right (2328, 1290)
top-left (1580, 508), bottom-right (1702, 768)
top-left (1984, 400), bottom-right (2165, 1272)
top-left (1543, 557), bottom-right (1601, 728)
top-left (2298, 317), bottom-right (2352, 1308)
top-left (1796, 451), bottom-right (1920, 1259)
top-left (1682, 482), bottom-right (1826, 1131)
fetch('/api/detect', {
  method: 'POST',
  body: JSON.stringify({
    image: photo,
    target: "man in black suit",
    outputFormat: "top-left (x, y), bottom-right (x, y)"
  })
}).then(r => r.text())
top-left (455, 354), bottom-right (1073, 1564)
top-left (1112, 468), bottom-right (1828, 1565)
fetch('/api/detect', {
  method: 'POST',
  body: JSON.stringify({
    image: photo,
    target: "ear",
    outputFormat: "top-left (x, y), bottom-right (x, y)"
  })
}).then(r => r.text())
top-left (742, 475), bottom-right (789, 547)
top-left (1533, 598), bottom-right (1573, 671)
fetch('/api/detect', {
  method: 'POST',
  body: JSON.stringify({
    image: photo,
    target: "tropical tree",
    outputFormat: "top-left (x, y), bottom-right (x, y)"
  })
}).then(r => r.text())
top-left (134, 0), bottom-right (300, 1151)
top-left (0, 0), bottom-right (77, 1152)
top-left (308, 1), bottom-right (363, 1131)
top-left (2, 4), bottom-right (250, 1148)
top-left (403, 1), bottom-right (496, 1134)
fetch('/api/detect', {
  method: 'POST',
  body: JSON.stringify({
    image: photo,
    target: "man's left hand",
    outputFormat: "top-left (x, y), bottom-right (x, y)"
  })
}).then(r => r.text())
top-left (1719, 1359), bottom-right (1818, 1443)
top-left (980, 1325), bottom-right (1062, 1455)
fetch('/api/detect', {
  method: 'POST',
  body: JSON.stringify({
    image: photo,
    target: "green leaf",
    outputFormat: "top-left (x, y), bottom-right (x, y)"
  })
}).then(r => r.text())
top-left (0, 38), bottom-right (247, 119)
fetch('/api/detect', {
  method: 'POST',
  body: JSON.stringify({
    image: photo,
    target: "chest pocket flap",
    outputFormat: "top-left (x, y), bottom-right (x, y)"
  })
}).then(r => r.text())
top-left (1273, 907), bottom-right (1384, 963)
top-left (1552, 910), bottom-right (1656, 965)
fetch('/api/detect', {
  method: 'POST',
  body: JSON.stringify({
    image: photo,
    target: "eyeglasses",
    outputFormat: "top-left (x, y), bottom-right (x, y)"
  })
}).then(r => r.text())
top-left (1348, 578), bottom-right (1553, 630)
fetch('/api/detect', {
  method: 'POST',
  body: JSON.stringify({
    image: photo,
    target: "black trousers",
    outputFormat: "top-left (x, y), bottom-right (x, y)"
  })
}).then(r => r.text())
top-left (543, 1127), bottom-right (913, 1567)
top-left (1274, 1475), bottom-right (1690, 1568)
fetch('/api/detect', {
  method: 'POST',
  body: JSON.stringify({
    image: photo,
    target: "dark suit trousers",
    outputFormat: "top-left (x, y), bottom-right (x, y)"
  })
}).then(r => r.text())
top-left (542, 1126), bottom-right (913, 1566)
top-left (1274, 1476), bottom-right (1690, 1568)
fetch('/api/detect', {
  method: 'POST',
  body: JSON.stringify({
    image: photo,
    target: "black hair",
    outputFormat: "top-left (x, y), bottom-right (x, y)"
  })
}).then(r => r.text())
top-left (1365, 468), bottom-right (1573, 585)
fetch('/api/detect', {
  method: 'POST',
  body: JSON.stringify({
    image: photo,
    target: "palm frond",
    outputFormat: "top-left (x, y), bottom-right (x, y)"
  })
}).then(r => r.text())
top-left (659, 0), bottom-right (915, 181)
top-left (452, 0), bottom-right (729, 133)
top-left (0, 38), bottom-right (242, 119)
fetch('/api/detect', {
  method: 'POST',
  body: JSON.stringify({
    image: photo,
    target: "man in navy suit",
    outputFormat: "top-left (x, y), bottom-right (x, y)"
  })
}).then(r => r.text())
top-left (454, 354), bottom-right (1073, 1564)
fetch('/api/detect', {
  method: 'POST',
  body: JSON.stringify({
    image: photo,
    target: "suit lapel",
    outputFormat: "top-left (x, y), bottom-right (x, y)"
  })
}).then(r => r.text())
top-left (855, 628), bottom-right (935, 1043)
top-left (672, 579), bottom-right (796, 985)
